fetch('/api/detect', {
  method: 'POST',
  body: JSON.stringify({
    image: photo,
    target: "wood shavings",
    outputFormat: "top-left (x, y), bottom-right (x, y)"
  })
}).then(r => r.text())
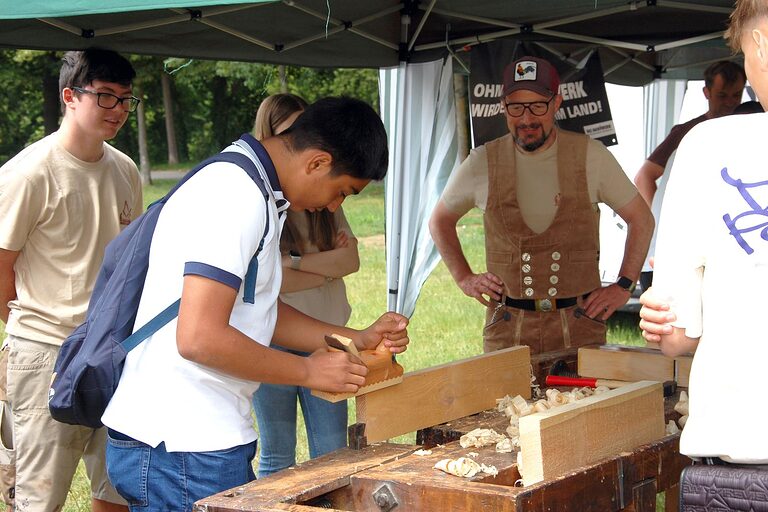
top-left (506, 424), bottom-right (519, 438)
top-left (496, 438), bottom-right (514, 453)
top-left (496, 395), bottom-right (515, 412)
top-left (674, 392), bottom-right (689, 416)
top-left (434, 457), bottom-right (481, 478)
top-left (459, 428), bottom-right (506, 448)
top-left (433, 457), bottom-right (499, 478)
top-left (480, 463), bottom-right (498, 476)
top-left (594, 385), bottom-right (610, 394)
top-left (665, 420), bottom-right (681, 435)
top-left (413, 449), bottom-right (432, 456)
top-left (674, 390), bottom-right (689, 429)
top-left (466, 452), bottom-right (479, 458)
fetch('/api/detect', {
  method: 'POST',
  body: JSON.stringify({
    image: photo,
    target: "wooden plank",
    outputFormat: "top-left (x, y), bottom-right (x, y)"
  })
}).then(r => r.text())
top-left (674, 356), bottom-right (692, 388)
top-left (356, 346), bottom-right (531, 444)
top-left (195, 443), bottom-right (415, 511)
top-left (344, 441), bottom-right (522, 512)
top-left (578, 346), bottom-right (674, 382)
top-left (518, 381), bottom-right (665, 486)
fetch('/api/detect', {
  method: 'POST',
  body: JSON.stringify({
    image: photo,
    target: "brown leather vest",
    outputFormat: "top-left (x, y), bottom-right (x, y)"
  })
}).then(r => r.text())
top-left (484, 130), bottom-right (601, 301)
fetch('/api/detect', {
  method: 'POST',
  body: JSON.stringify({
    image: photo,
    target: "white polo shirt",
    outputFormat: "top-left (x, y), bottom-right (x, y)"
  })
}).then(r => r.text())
top-left (103, 142), bottom-right (288, 452)
top-left (653, 112), bottom-right (768, 463)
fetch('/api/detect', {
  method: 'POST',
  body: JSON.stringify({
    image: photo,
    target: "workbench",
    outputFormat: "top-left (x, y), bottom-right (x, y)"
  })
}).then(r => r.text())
top-left (195, 393), bottom-right (691, 512)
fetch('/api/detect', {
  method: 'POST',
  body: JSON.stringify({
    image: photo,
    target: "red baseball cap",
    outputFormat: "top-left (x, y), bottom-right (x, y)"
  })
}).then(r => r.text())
top-left (502, 56), bottom-right (560, 98)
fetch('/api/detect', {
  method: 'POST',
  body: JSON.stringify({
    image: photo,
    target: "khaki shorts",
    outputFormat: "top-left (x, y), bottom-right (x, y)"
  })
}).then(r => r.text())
top-left (0, 344), bottom-right (15, 506)
top-left (6, 335), bottom-right (125, 511)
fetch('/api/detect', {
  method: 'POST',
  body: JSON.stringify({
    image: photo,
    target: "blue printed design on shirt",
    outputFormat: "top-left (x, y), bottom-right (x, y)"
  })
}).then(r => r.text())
top-left (721, 167), bottom-right (768, 255)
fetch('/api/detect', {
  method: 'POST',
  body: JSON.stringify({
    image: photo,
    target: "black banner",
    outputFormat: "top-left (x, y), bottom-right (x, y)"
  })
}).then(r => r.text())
top-left (469, 42), bottom-right (617, 148)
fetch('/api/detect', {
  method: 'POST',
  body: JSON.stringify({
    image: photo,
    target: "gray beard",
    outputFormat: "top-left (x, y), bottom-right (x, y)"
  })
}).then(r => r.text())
top-left (514, 126), bottom-right (553, 152)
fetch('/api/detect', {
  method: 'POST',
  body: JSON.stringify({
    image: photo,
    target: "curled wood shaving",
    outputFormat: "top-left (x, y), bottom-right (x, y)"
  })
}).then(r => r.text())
top-left (433, 457), bottom-right (500, 478)
top-left (665, 420), bottom-right (681, 435)
top-left (459, 428), bottom-right (506, 449)
top-left (413, 449), bottom-right (432, 456)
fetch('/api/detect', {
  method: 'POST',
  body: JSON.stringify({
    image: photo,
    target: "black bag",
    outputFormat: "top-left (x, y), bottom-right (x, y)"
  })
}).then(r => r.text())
top-left (681, 464), bottom-right (768, 511)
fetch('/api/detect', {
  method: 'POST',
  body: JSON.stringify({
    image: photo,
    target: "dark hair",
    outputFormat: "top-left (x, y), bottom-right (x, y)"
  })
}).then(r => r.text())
top-left (283, 96), bottom-right (388, 181)
top-left (253, 93), bottom-right (337, 252)
top-left (253, 93), bottom-right (308, 139)
top-left (734, 100), bottom-right (765, 114)
top-left (59, 48), bottom-right (136, 114)
top-left (703, 60), bottom-right (746, 88)
top-left (726, 0), bottom-right (768, 52)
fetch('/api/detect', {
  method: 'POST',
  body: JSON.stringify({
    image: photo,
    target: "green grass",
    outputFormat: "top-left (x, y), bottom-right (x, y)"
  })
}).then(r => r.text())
top-left (0, 178), bottom-right (646, 511)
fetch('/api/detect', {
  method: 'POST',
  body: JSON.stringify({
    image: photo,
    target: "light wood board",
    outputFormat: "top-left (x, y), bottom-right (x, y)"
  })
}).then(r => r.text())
top-left (578, 346), bottom-right (692, 387)
top-left (675, 356), bottom-right (692, 387)
top-left (355, 346), bottom-right (531, 444)
top-left (578, 346), bottom-right (674, 382)
top-left (518, 380), bottom-right (665, 486)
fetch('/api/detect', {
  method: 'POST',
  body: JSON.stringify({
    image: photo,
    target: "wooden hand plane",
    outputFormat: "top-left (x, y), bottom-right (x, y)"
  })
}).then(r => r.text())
top-left (311, 334), bottom-right (404, 403)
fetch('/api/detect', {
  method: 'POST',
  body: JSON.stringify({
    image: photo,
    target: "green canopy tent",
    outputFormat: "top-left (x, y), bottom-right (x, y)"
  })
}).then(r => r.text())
top-left (0, 0), bottom-right (738, 316)
top-left (0, 1), bottom-right (736, 81)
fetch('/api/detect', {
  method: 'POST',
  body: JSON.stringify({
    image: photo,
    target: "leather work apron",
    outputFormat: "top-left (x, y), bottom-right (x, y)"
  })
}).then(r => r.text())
top-left (483, 130), bottom-right (606, 355)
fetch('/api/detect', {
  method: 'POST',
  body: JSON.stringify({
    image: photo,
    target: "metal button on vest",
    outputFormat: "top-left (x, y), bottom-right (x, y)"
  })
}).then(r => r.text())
top-left (550, 275), bottom-right (559, 284)
top-left (551, 263), bottom-right (560, 272)
top-left (523, 276), bottom-right (533, 285)
top-left (524, 288), bottom-right (534, 297)
top-left (522, 252), bottom-right (531, 262)
top-left (551, 251), bottom-right (561, 261)
top-left (522, 264), bottom-right (531, 273)
top-left (548, 287), bottom-right (557, 296)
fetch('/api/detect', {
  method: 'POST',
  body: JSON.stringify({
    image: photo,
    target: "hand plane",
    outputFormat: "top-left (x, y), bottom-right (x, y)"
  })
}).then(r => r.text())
top-left (311, 334), bottom-right (404, 403)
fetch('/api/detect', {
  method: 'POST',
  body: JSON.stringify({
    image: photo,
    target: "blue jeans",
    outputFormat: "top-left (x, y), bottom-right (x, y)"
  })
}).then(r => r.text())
top-left (106, 430), bottom-right (256, 511)
top-left (252, 349), bottom-right (347, 477)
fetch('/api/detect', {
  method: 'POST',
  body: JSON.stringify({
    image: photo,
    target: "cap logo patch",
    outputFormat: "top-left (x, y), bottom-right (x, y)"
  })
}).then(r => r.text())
top-left (515, 61), bottom-right (537, 81)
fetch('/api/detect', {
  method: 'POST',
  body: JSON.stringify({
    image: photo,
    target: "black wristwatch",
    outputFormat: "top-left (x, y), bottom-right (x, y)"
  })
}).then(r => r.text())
top-left (615, 276), bottom-right (636, 293)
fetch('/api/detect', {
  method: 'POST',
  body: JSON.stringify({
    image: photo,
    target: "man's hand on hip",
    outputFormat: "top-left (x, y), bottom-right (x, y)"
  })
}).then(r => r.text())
top-left (458, 272), bottom-right (504, 307)
top-left (582, 284), bottom-right (630, 321)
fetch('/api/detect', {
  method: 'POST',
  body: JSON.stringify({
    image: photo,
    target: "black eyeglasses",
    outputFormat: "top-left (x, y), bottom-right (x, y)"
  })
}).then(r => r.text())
top-left (504, 96), bottom-right (554, 117)
top-left (72, 87), bottom-right (141, 113)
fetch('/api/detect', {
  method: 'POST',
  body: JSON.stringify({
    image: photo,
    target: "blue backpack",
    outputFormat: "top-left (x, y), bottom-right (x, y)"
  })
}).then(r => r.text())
top-left (49, 136), bottom-right (271, 428)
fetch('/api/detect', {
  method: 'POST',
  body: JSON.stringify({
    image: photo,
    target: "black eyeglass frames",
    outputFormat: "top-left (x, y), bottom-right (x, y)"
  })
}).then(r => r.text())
top-left (504, 96), bottom-right (554, 118)
top-left (72, 87), bottom-right (141, 113)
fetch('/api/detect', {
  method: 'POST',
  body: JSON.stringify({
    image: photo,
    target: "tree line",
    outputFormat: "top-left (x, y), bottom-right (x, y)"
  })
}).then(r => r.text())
top-left (0, 50), bottom-right (379, 180)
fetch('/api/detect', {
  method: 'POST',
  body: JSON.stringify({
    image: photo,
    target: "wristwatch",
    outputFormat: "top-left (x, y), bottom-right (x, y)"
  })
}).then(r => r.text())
top-left (289, 250), bottom-right (302, 270)
top-left (615, 276), bottom-right (636, 293)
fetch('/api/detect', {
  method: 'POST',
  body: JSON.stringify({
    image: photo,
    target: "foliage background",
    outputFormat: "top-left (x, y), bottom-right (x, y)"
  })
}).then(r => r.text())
top-left (0, 50), bottom-right (379, 166)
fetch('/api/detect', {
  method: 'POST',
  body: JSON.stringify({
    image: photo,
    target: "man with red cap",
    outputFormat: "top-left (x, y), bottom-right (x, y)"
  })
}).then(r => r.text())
top-left (430, 55), bottom-right (653, 354)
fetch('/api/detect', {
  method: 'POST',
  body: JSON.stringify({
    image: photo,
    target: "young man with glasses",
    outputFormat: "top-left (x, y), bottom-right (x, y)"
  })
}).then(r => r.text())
top-left (0, 48), bottom-right (141, 512)
top-left (430, 55), bottom-right (653, 355)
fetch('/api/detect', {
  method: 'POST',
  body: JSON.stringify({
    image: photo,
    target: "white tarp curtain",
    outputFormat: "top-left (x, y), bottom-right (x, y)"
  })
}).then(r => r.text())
top-left (379, 57), bottom-right (460, 317)
top-left (598, 79), bottom-right (687, 280)
top-left (642, 79), bottom-right (687, 273)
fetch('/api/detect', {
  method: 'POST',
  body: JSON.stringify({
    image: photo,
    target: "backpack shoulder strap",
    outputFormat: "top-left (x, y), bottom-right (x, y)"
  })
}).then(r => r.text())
top-left (119, 146), bottom-right (273, 351)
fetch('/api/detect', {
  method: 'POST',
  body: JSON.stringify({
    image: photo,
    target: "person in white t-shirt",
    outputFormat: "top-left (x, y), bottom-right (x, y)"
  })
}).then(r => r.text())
top-left (639, 0), bottom-right (768, 465)
top-left (101, 97), bottom-right (409, 511)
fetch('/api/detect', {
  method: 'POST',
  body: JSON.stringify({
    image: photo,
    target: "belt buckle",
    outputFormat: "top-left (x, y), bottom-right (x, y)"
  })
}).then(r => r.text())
top-left (535, 298), bottom-right (553, 312)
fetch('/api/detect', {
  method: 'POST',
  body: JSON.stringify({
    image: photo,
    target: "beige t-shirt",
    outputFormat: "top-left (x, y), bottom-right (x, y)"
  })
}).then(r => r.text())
top-left (0, 133), bottom-right (142, 345)
top-left (441, 133), bottom-right (638, 233)
top-left (279, 208), bottom-right (353, 326)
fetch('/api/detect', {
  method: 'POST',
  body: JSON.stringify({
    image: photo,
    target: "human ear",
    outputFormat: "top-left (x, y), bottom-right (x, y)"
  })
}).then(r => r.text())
top-left (305, 151), bottom-right (333, 176)
top-left (753, 28), bottom-right (768, 70)
top-left (61, 87), bottom-right (75, 108)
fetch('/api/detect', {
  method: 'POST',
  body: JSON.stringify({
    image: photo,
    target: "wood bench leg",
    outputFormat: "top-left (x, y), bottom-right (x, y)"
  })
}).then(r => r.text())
top-left (623, 478), bottom-right (657, 511)
top-left (665, 485), bottom-right (680, 512)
